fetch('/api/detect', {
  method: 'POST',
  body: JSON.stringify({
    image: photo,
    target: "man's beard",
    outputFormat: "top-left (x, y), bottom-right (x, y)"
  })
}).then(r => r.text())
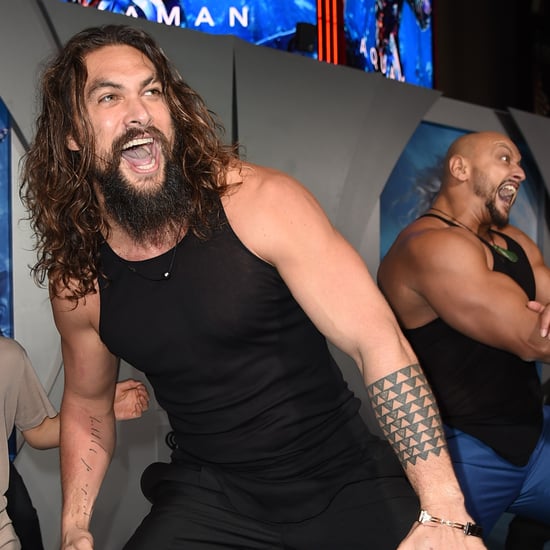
top-left (472, 168), bottom-right (509, 228)
top-left (92, 128), bottom-right (193, 243)
top-left (485, 198), bottom-right (509, 229)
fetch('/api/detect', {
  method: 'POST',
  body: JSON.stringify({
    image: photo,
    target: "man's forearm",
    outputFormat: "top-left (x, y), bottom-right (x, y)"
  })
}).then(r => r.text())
top-left (60, 404), bottom-right (116, 538)
top-left (367, 363), bottom-right (469, 514)
top-left (367, 362), bottom-right (445, 467)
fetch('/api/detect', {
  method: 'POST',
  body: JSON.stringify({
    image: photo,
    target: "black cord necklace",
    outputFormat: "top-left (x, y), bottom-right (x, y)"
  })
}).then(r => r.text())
top-left (428, 207), bottom-right (518, 263)
top-left (125, 225), bottom-right (185, 281)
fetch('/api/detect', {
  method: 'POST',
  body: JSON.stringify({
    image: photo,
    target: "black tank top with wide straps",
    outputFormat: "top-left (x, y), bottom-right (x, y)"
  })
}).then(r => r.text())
top-left (98, 204), bottom-right (400, 522)
top-left (404, 213), bottom-right (542, 466)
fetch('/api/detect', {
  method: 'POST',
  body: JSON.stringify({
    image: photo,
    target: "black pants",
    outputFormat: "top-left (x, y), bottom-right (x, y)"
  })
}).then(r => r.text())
top-left (123, 465), bottom-right (419, 549)
top-left (5, 462), bottom-right (44, 550)
top-left (505, 515), bottom-right (550, 550)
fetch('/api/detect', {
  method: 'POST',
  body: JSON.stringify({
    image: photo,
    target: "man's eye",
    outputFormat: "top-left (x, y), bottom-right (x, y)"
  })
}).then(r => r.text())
top-left (145, 88), bottom-right (163, 96)
top-left (99, 94), bottom-right (116, 104)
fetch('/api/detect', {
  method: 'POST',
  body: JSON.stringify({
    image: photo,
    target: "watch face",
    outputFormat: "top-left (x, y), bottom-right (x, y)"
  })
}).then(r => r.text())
top-left (418, 510), bottom-right (431, 523)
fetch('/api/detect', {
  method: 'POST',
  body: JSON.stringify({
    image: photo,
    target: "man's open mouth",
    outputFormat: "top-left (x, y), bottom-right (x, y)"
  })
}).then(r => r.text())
top-left (497, 182), bottom-right (518, 206)
top-left (121, 137), bottom-right (157, 171)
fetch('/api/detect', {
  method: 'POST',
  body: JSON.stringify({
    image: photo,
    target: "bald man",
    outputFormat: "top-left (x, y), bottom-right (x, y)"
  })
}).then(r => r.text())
top-left (377, 131), bottom-right (550, 544)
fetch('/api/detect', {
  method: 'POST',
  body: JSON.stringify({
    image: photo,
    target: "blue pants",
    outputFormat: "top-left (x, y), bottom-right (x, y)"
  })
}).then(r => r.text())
top-left (445, 405), bottom-right (550, 536)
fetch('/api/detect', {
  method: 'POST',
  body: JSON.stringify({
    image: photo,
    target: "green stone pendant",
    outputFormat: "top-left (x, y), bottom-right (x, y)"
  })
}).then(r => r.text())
top-left (492, 244), bottom-right (518, 263)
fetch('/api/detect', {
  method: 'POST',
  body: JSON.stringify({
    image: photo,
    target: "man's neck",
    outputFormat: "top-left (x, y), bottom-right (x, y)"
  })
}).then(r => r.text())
top-left (106, 222), bottom-right (185, 261)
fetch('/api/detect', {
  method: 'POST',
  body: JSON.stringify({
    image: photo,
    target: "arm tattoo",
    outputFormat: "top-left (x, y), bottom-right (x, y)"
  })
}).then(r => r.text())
top-left (89, 415), bottom-right (107, 453)
top-left (367, 363), bottom-right (446, 467)
top-left (80, 415), bottom-right (107, 471)
top-left (79, 485), bottom-right (91, 518)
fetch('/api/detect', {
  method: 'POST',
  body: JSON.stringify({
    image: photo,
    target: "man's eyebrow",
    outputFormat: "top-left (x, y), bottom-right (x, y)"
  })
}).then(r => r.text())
top-left (86, 75), bottom-right (159, 99)
top-left (495, 141), bottom-right (512, 149)
top-left (86, 79), bottom-right (120, 99)
top-left (494, 141), bottom-right (522, 162)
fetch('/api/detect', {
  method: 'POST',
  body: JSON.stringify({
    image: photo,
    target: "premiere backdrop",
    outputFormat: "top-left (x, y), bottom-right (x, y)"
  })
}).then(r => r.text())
top-left (0, 98), bottom-right (11, 340)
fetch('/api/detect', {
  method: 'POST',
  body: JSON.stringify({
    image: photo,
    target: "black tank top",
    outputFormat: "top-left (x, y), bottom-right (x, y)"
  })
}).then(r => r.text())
top-left (404, 214), bottom-right (543, 466)
top-left (98, 207), bottom-right (400, 521)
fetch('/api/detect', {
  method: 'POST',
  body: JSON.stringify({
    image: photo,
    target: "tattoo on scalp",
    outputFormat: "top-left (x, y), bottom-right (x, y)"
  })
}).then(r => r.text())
top-left (367, 364), bottom-right (446, 467)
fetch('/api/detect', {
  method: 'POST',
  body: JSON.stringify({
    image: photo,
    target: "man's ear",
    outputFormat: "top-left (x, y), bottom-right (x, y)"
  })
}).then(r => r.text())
top-left (449, 154), bottom-right (468, 181)
top-left (67, 135), bottom-right (80, 151)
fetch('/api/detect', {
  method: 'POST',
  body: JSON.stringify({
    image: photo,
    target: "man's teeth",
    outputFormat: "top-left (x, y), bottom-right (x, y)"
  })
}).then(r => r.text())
top-left (136, 161), bottom-right (155, 170)
top-left (122, 137), bottom-right (153, 150)
top-left (498, 184), bottom-right (517, 203)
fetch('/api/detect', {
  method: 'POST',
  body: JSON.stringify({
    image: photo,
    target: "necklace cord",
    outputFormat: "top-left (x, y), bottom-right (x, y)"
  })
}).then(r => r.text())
top-left (125, 223), bottom-right (186, 281)
top-left (426, 207), bottom-right (518, 263)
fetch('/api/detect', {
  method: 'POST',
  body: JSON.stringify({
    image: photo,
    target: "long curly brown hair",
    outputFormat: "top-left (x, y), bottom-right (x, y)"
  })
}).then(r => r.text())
top-left (20, 24), bottom-right (238, 302)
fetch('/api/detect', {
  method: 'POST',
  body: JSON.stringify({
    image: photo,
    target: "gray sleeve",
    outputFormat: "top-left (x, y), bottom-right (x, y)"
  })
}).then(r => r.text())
top-left (6, 339), bottom-right (58, 432)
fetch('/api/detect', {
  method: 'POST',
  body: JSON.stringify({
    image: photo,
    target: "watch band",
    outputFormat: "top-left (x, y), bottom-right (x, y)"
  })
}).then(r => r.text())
top-left (418, 509), bottom-right (484, 538)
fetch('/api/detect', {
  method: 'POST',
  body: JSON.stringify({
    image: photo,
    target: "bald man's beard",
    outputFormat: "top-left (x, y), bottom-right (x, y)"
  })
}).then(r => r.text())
top-left (486, 198), bottom-right (509, 229)
top-left (92, 132), bottom-right (192, 243)
top-left (472, 168), bottom-right (509, 228)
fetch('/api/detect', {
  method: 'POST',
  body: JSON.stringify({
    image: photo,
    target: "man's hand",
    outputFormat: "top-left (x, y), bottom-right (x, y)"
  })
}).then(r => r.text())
top-left (397, 520), bottom-right (487, 549)
top-left (62, 527), bottom-right (94, 549)
top-left (527, 300), bottom-right (550, 338)
top-left (113, 379), bottom-right (150, 420)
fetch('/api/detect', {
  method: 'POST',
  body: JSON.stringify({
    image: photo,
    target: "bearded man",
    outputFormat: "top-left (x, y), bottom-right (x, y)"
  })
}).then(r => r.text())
top-left (21, 24), bottom-right (484, 550)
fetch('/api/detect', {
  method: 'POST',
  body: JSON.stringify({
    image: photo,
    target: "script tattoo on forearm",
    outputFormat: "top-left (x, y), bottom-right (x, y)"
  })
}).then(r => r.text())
top-left (80, 484), bottom-right (91, 518)
top-left (88, 415), bottom-right (107, 454)
top-left (367, 363), bottom-right (446, 467)
top-left (77, 416), bottom-right (106, 519)
top-left (81, 416), bottom-right (107, 473)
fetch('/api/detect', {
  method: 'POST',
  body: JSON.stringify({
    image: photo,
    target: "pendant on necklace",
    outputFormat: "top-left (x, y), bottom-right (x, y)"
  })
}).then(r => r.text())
top-left (491, 244), bottom-right (518, 263)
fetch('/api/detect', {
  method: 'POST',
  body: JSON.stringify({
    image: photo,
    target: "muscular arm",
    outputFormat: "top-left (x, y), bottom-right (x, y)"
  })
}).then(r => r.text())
top-left (513, 227), bottom-right (550, 337)
top-left (52, 288), bottom-right (119, 549)
top-left (404, 227), bottom-right (550, 362)
top-left (226, 166), bottom-right (484, 548)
